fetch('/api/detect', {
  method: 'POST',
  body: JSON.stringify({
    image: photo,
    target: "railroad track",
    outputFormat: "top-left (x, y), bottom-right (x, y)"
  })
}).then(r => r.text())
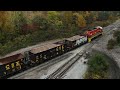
top-left (46, 52), bottom-right (83, 79)
top-left (46, 26), bottom-right (108, 79)
top-left (46, 20), bottom-right (120, 79)
top-left (46, 40), bottom-right (97, 79)
top-left (9, 52), bottom-right (73, 79)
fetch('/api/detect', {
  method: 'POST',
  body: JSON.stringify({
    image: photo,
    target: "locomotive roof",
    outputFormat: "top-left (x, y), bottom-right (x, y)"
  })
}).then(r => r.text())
top-left (66, 35), bottom-right (85, 41)
top-left (0, 54), bottom-right (24, 65)
top-left (30, 43), bottom-right (62, 54)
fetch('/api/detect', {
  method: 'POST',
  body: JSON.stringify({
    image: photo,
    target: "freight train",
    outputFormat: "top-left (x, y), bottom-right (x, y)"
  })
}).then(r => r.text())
top-left (0, 26), bottom-right (103, 79)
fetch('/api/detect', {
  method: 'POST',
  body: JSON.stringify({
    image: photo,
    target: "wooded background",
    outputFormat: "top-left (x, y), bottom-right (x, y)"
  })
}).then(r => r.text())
top-left (0, 11), bottom-right (119, 55)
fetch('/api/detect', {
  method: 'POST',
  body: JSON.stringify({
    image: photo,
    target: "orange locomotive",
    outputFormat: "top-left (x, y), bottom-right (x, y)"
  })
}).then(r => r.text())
top-left (85, 26), bottom-right (103, 42)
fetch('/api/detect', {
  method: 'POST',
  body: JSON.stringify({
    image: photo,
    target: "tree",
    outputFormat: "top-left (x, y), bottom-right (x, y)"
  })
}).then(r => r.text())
top-left (60, 11), bottom-right (73, 30)
top-left (47, 11), bottom-right (63, 30)
top-left (47, 11), bottom-right (59, 23)
top-left (85, 12), bottom-right (97, 24)
top-left (0, 11), bottom-right (15, 44)
top-left (97, 11), bottom-right (109, 21)
top-left (75, 14), bottom-right (86, 28)
top-left (0, 32), bottom-right (5, 44)
top-left (0, 11), bottom-right (7, 30)
top-left (32, 15), bottom-right (49, 30)
top-left (14, 12), bottom-right (27, 35)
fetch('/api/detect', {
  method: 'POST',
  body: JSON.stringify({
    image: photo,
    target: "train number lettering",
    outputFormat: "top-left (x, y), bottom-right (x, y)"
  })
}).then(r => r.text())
top-left (5, 64), bottom-right (10, 70)
top-left (16, 61), bottom-right (21, 69)
top-left (11, 63), bottom-right (15, 68)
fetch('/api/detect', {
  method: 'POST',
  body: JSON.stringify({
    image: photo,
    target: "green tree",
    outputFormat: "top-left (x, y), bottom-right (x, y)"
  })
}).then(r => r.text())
top-left (14, 12), bottom-right (27, 35)
top-left (85, 13), bottom-right (96, 24)
top-left (85, 53), bottom-right (109, 79)
top-left (32, 15), bottom-right (49, 30)
top-left (47, 11), bottom-right (59, 23)
top-left (0, 11), bottom-right (14, 44)
top-left (97, 11), bottom-right (109, 21)
top-left (61, 11), bottom-right (73, 30)
top-left (47, 11), bottom-right (63, 30)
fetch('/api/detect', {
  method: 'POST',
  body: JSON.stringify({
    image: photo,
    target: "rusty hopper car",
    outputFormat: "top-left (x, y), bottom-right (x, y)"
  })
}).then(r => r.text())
top-left (65, 35), bottom-right (87, 51)
top-left (0, 54), bottom-right (25, 78)
top-left (27, 43), bottom-right (65, 66)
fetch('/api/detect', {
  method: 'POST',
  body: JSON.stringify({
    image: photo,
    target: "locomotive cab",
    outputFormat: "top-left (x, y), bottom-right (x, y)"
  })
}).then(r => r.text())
top-left (85, 26), bottom-right (103, 42)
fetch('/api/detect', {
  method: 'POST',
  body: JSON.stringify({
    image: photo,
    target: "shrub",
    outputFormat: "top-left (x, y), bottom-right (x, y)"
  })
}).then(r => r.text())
top-left (85, 53), bottom-right (109, 79)
top-left (113, 30), bottom-right (120, 44)
top-left (107, 39), bottom-right (116, 50)
top-left (88, 54), bottom-right (108, 73)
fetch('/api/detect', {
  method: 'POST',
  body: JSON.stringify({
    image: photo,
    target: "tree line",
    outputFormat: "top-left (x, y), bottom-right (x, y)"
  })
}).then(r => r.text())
top-left (0, 11), bottom-right (119, 55)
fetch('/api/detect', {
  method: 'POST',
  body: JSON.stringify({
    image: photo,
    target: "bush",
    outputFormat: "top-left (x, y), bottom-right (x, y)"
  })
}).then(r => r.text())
top-left (113, 30), bottom-right (120, 44)
top-left (85, 53), bottom-right (109, 79)
top-left (106, 30), bottom-right (120, 50)
top-left (88, 54), bottom-right (108, 72)
top-left (107, 39), bottom-right (116, 50)
top-left (113, 30), bottom-right (120, 38)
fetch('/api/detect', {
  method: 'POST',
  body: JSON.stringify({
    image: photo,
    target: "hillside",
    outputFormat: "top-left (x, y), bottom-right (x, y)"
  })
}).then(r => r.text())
top-left (0, 11), bottom-right (120, 56)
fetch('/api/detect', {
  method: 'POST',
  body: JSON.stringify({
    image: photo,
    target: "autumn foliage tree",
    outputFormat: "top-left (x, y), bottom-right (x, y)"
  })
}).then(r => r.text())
top-left (0, 11), bottom-right (7, 30)
top-left (0, 11), bottom-right (12, 44)
top-left (0, 11), bottom-right (119, 55)
top-left (73, 13), bottom-right (86, 28)
top-left (61, 11), bottom-right (73, 30)
top-left (14, 12), bottom-right (27, 35)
